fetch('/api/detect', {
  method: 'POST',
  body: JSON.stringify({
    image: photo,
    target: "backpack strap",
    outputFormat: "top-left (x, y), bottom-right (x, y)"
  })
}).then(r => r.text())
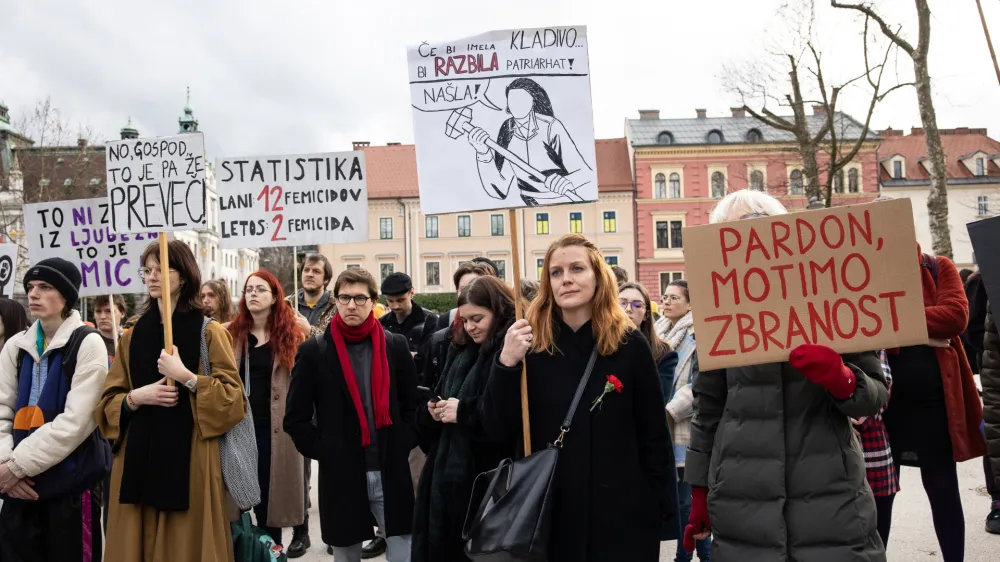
top-left (922, 253), bottom-right (939, 287)
top-left (60, 326), bottom-right (101, 386)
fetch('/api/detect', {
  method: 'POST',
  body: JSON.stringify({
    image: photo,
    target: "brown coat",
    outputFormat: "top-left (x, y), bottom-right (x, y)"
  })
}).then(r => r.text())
top-left (227, 355), bottom-right (305, 527)
top-left (95, 321), bottom-right (246, 562)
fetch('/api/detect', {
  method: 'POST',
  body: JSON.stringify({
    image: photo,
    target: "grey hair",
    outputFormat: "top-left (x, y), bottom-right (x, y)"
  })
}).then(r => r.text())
top-left (709, 190), bottom-right (788, 224)
top-left (872, 195), bottom-right (895, 202)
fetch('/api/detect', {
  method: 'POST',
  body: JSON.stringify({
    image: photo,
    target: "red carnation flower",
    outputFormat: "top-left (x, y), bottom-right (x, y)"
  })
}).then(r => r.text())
top-left (608, 375), bottom-right (623, 393)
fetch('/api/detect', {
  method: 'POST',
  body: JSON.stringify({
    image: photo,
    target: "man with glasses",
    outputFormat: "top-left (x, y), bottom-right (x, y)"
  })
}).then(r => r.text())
top-left (285, 267), bottom-right (419, 562)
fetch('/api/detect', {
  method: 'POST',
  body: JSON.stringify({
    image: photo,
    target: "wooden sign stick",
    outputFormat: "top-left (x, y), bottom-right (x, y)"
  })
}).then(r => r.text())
top-left (508, 209), bottom-right (531, 457)
top-left (159, 235), bottom-right (175, 386)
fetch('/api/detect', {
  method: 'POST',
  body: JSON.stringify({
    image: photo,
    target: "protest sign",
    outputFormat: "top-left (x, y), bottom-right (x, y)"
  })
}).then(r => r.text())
top-left (25, 198), bottom-right (158, 297)
top-left (216, 151), bottom-right (368, 249)
top-left (105, 133), bottom-right (207, 234)
top-left (683, 199), bottom-right (928, 371)
top-left (968, 214), bottom-right (1000, 305)
top-left (0, 244), bottom-right (17, 298)
top-left (408, 26), bottom-right (598, 215)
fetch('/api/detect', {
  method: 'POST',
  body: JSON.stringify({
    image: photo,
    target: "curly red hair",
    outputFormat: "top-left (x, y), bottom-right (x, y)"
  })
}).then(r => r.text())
top-left (228, 269), bottom-right (302, 368)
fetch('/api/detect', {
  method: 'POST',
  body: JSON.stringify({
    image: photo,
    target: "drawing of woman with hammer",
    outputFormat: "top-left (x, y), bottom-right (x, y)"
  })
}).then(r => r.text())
top-left (466, 78), bottom-right (592, 206)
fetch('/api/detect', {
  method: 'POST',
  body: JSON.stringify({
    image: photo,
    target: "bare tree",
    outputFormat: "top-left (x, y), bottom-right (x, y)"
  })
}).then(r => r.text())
top-left (832, 0), bottom-right (953, 258)
top-left (725, 3), bottom-right (909, 206)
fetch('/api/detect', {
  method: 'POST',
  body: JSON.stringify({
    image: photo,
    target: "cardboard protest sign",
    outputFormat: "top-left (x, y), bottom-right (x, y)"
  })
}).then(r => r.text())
top-left (968, 214), bottom-right (1000, 305)
top-left (105, 133), bottom-right (207, 234)
top-left (0, 244), bottom-right (17, 298)
top-left (408, 26), bottom-right (598, 215)
top-left (216, 152), bottom-right (368, 249)
top-left (683, 199), bottom-right (928, 371)
top-left (25, 198), bottom-right (159, 296)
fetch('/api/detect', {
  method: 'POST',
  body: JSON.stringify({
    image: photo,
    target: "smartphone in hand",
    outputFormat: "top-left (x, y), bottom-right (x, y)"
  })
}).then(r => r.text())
top-left (417, 385), bottom-right (442, 403)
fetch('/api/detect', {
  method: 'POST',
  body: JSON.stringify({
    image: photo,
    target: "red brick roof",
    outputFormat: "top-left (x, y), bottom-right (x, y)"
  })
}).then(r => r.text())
top-left (878, 128), bottom-right (1000, 181)
top-left (361, 138), bottom-right (632, 199)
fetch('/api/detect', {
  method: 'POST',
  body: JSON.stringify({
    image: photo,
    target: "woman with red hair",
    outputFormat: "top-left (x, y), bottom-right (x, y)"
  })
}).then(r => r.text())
top-left (228, 269), bottom-right (306, 546)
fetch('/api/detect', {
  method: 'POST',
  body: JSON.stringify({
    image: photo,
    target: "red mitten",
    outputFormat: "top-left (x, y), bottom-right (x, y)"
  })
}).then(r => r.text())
top-left (789, 344), bottom-right (856, 400)
top-left (683, 486), bottom-right (710, 554)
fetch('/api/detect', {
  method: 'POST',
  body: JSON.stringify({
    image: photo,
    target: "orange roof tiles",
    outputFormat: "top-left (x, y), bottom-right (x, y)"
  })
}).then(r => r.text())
top-left (360, 138), bottom-right (632, 199)
top-left (879, 128), bottom-right (1000, 180)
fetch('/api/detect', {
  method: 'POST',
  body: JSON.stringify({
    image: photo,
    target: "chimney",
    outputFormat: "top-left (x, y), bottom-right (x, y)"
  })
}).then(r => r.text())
top-left (812, 104), bottom-right (826, 116)
top-left (972, 128), bottom-right (988, 135)
top-left (910, 127), bottom-right (924, 136)
top-left (731, 107), bottom-right (746, 118)
top-left (880, 127), bottom-right (902, 137)
top-left (352, 141), bottom-right (370, 150)
top-left (77, 138), bottom-right (87, 148)
top-left (638, 109), bottom-right (660, 120)
top-left (954, 127), bottom-right (970, 135)
top-left (386, 142), bottom-right (401, 146)
top-left (696, 109), bottom-right (707, 119)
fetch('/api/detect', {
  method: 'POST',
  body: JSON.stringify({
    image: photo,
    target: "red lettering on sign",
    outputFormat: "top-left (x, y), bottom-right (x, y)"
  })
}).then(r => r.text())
top-left (797, 262), bottom-right (809, 298)
top-left (832, 298), bottom-right (860, 339)
top-left (796, 218), bottom-right (816, 254)
top-left (785, 306), bottom-right (811, 349)
top-left (809, 258), bottom-right (838, 296)
top-left (859, 294), bottom-right (883, 337)
top-left (771, 220), bottom-right (793, 259)
top-left (878, 291), bottom-right (906, 332)
top-left (743, 267), bottom-right (770, 302)
top-left (760, 311), bottom-right (784, 351)
top-left (841, 253), bottom-right (871, 292)
top-left (706, 315), bottom-right (736, 356)
top-left (771, 264), bottom-right (794, 299)
top-left (737, 314), bottom-right (760, 353)
top-left (848, 210), bottom-right (873, 247)
top-left (820, 215), bottom-right (846, 249)
top-left (720, 227), bottom-right (741, 268)
top-left (807, 301), bottom-right (834, 343)
top-left (745, 228), bottom-right (771, 264)
top-left (712, 269), bottom-right (740, 307)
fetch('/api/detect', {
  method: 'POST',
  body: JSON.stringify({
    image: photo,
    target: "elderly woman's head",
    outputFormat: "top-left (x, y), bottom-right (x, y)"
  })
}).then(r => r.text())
top-left (709, 190), bottom-right (788, 224)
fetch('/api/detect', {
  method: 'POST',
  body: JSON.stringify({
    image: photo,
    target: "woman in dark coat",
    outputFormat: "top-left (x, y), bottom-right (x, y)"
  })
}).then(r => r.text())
top-left (880, 247), bottom-right (987, 560)
top-left (412, 276), bottom-right (519, 562)
top-left (481, 233), bottom-right (677, 562)
top-left (684, 191), bottom-right (889, 562)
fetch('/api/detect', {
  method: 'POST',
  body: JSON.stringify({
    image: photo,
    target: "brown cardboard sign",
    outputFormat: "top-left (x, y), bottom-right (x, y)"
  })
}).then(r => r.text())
top-left (683, 198), bottom-right (928, 371)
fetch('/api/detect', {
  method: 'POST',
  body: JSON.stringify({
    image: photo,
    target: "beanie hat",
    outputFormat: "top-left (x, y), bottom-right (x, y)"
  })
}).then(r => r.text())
top-left (471, 256), bottom-right (500, 276)
top-left (380, 272), bottom-right (413, 296)
top-left (23, 257), bottom-right (82, 309)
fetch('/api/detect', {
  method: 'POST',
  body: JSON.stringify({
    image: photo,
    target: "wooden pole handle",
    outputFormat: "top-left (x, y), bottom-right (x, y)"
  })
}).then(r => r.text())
top-left (508, 209), bottom-right (531, 457)
top-left (159, 235), bottom-right (174, 386)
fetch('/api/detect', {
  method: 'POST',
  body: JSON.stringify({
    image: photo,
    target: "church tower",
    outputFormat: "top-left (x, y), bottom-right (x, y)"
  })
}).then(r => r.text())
top-left (178, 87), bottom-right (199, 133)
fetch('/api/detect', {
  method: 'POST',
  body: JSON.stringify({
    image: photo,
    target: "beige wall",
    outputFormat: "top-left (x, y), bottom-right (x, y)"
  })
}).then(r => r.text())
top-left (319, 191), bottom-right (636, 293)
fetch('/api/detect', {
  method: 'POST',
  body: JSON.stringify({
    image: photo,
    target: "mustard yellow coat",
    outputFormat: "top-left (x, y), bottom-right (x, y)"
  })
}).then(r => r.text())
top-left (95, 321), bottom-right (245, 562)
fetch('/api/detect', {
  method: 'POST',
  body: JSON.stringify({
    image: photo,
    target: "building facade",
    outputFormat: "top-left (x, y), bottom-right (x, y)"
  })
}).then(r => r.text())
top-left (318, 138), bottom-right (635, 292)
top-left (879, 126), bottom-right (1000, 268)
top-left (625, 107), bottom-right (880, 301)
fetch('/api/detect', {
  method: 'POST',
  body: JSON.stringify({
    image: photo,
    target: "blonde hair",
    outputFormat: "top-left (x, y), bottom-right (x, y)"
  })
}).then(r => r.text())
top-left (709, 189), bottom-right (788, 224)
top-left (527, 234), bottom-right (633, 357)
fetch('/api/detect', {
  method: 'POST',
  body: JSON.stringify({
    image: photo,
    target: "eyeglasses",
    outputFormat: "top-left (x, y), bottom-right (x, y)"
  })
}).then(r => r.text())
top-left (336, 294), bottom-right (372, 306)
top-left (619, 300), bottom-right (645, 311)
top-left (739, 212), bottom-right (769, 220)
top-left (243, 286), bottom-right (271, 296)
top-left (663, 295), bottom-right (686, 303)
top-left (138, 267), bottom-right (178, 280)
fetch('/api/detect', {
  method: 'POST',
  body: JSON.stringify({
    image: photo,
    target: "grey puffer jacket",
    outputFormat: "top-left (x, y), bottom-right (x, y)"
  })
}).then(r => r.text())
top-left (982, 302), bottom-right (1000, 488)
top-left (686, 352), bottom-right (888, 562)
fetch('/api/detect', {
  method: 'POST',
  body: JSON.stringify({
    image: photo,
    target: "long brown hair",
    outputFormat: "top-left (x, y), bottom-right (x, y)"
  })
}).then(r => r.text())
top-left (138, 240), bottom-right (203, 316)
top-left (527, 234), bottom-right (633, 357)
top-left (201, 279), bottom-right (233, 323)
top-left (228, 269), bottom-right (302, 369)
top-left (619, 282), bottom-right (670, 362)
top-left (453, 276), bottom-right (517, 357)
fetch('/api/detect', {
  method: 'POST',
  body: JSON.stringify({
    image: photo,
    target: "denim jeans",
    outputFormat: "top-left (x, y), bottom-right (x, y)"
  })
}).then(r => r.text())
top-left (676, 467), bottom-right (711, 562)
top-left (331, 471), bottom-right (411, 562)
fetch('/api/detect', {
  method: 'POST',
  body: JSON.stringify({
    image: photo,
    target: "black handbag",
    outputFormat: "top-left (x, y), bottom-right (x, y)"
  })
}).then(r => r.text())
top-left (462, 348), bottom-right (599, 562)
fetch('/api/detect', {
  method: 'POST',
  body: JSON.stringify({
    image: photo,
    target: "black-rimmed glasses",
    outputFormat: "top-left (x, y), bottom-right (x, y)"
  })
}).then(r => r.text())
top-left (336, 294), bottom-right (372, 306)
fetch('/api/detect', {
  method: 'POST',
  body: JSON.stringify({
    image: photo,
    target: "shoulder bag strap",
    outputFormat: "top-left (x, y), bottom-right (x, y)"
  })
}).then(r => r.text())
top-left (554, 346), bottom-right (599, 448)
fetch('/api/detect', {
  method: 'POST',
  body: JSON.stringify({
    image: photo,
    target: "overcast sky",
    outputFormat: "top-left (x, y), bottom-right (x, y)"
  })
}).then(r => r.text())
top-left (2, 0), bottom-right (998, 158)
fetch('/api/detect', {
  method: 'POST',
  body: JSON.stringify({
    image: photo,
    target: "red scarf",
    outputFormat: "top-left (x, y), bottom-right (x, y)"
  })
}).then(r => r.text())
top-left (329, 313), bottom-right (392, 447)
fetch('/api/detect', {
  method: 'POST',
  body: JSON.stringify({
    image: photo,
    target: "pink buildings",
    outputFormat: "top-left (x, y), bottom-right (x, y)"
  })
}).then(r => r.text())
top-left (625, 107), bottom-right (880, 300)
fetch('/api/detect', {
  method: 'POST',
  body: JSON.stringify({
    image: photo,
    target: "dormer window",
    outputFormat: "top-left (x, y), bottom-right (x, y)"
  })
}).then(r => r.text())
top-left (657, 131), bottom-right (674, 145)
top-left (746, 129), bottom-right (763, 143)
top-left (976, 157), bottom-right (985, 176)
top-left (893, 160), bottom-right (903, 179)
top-left (707, 130), bottom-right (724, 144)
top-left (959, 150), bottom-right (989, 176)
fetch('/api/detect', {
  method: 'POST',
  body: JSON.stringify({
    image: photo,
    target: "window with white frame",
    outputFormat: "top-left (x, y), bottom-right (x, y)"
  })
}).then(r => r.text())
top-left (655, 220), bottom-right (683, 249)
top-left (494, 259), bottom-right (506, 281)
top-left (711, 172), bottom-right (725, 198)
top-left (425, 216), bottom-right (439, 238)
top-left (536, 258), bottom-right (545, 280)
top-left (893, 160), bottom-right (903, 179)
top-left (848, 169), bottom-right (859, 193)
top-left (604, 256), bottom-right (619, 266)
top-left (569, 212), bottom-right (582, 234)
top-left (491, 214), bottom-right (504, 236)
top-left (603, 211), bottom-right (617, 233)
top-left (790, 170), bottom-right (804, 194)
top-left (750, 170), bottom-right (764, 191)
top-left (834, 170), bottom-right (844, 194)
top-left (536, 213), bottom-right (550, 235)
top-left (379, 218), bottom-right (393, 239)
top-left (669, 173), bottom-right (681, 198)
top-left (977, 157), bottom-right (986, 176)
top-left (458, 215), bottom-right (471, 237)
top-left (379, 263), bottom-right (394, 282)
top-left (978, 195), bottom-right (990, 217)
top-left (659, 272), bottom-right (685, 298)
top-left (426, 262), bottom-right (441, 286)
top-left (654, 173), bottom-right (667, 199)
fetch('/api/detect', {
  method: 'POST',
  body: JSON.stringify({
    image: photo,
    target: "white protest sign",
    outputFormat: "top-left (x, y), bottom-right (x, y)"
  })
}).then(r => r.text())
top-left (216, 152), bottom-right (368, 249)
top-left (408, 26), bottom-right (598, 215)
top-left (25, 198), bottom-right (160, 296)
top-left (0, 244), bottom-right (17, 298)
top-left (105, 133), bottom-right (207, 234)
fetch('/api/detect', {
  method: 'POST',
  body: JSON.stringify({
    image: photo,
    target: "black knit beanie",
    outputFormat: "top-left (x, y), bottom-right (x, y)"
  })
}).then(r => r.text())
top-left (23, 257), bottom-right (82, 309)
